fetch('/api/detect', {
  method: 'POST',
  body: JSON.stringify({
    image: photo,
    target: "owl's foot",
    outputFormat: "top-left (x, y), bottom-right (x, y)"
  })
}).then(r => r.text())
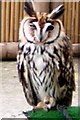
top-left (44, 96), bottom-right (56, 110)
top-left (32, 102), bottom-right (49, 112)
top-left (32, 97), bottom-right (56, 112)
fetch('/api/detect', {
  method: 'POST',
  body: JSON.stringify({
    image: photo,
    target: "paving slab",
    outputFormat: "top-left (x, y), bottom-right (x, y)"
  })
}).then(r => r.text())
top-left (0, 58), bottom-right (80, 119)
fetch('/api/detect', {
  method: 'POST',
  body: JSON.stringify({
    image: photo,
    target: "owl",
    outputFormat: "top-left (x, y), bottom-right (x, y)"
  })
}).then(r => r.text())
top-left (17, 2), bottom-right (75, 113)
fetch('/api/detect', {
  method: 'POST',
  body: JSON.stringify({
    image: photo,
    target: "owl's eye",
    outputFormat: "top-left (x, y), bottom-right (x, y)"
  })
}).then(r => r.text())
top-left (46, 25), bottom-right (54, 31)
top-left (30, 23), bottom-right (37, 30)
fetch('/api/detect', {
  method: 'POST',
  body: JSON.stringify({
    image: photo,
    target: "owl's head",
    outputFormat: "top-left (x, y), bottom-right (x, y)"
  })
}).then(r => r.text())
top-left (19, 2), bottom-right (65, 44)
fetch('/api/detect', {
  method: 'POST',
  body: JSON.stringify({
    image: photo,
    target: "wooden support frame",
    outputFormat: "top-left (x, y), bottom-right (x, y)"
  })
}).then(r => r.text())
top-left (0, 42), bottom-right (18, 60)
top-left (0, 42), bottom-right (80, 60)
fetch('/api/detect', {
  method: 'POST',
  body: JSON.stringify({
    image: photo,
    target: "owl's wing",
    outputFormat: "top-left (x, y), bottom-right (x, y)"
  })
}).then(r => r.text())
top-left (17, 45), bottom-right (38, 106)
top-left (54, 35), bottom-right (75, 106)
top-left (61, 36), bottom-right (75, 90)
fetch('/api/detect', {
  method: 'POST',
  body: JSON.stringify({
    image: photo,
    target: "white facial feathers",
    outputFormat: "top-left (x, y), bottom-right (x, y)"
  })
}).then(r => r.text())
top-left (19, 16), bottom-right (65, 44)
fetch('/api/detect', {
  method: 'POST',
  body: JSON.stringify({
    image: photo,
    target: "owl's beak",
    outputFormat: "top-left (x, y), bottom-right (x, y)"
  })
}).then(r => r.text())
top-left (39, 34), bottom-right (43, 41)
top-left (39, 30), bottom-right (43, 41)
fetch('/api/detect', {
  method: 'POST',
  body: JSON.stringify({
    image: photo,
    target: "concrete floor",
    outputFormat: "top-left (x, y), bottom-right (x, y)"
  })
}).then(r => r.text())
top-left (0, 58), bottom-right (80, 119)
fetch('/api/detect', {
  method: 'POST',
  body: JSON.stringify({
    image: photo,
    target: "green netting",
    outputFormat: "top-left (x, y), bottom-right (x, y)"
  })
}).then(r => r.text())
top-left (24, 107), bottom-right (80, 120)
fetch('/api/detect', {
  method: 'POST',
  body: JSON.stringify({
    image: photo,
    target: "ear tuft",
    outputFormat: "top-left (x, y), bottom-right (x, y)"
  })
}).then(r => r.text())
top-left (48, 4), bottom-right (65, 19)
top-left (24, 1), bottom-right (36, 17)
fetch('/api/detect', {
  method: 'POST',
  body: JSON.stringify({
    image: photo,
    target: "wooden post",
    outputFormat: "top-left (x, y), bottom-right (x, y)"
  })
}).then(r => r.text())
top-left (74, 2), bottom-right (79, 43)
top-left (63, 2), bottom-right (68, 34)
top-left (71, 2), bottom-right (75, 43)
top-left (14, 2), bottom-right (20, 42)
top-left (1, 2), bottom-right (6, 42)
top-left (19, 2), bottom-right (23, 22)
top-left (10, 2), bottom-right (15, 42)
top-left (67, 2), bottom-right (72, 39)
top-left (6, 2), bottom-right (10, 42)
top-left (0, 1), bottom-right (1, 42)
top-left (78, 3), bottom-right (80, 43)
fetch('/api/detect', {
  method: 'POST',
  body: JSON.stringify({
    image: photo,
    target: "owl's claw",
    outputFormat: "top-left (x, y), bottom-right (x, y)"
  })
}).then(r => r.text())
top-left (43, 106), bottom-right (50, 112)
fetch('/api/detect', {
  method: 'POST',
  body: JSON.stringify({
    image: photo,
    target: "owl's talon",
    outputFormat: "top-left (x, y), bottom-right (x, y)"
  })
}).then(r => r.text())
top-left (44, 96), bottom-right (56, 110)
top-left (43, 106), bottom-right (49, 112)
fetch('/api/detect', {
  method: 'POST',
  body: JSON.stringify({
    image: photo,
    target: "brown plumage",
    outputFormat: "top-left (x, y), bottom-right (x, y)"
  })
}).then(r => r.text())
top-left (17, 2), bottom-right (75, 115)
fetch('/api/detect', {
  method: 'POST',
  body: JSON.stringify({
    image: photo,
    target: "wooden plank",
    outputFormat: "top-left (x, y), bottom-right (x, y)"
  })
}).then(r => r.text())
top-left (73, 2), bottom-right (76, 43)
top-left (19, 2), bottom-right (23, 22)
top-left (1, 2), bottom-right (6, 42)
top-left (67, 2), bottom-right (72, 39)
top-left (10, 2), bottom-right (15, 42)
top-left (74, 2), bottom-right (79, 43)
top-left (0, 42), bottom-right (18, 60)
top-left (63, 2), bottom-right (68, 34)
top-left (14, 2), bottom-right (20, 42)
top-left (71, 2), bottom-right (75, 43)
top-left (6, 2), bottom-right (10, 42)
top-left (79, 3), bottom-right (80, 43)
top-left (0, 2), bottom-right (1, 42)
top-left (0, 42), bottom-right (80, 60)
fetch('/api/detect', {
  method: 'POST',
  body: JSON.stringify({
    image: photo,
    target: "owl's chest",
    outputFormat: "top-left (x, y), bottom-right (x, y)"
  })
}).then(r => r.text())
top-left (24, 44), bottom-right (56, 99)
top-left (27, 44), bottom-right (54, 73)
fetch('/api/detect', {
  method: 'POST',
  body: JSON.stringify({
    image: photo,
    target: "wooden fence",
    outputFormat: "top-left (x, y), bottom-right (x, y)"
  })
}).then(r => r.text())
top-left (1, 2), bottom-right (24, 43)
top-left (63, 2), bottom-right (80, 44)
top-left (0, 2), bottom-right (80, 59)
top-left (1, 2), bottom-right (80, 43)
